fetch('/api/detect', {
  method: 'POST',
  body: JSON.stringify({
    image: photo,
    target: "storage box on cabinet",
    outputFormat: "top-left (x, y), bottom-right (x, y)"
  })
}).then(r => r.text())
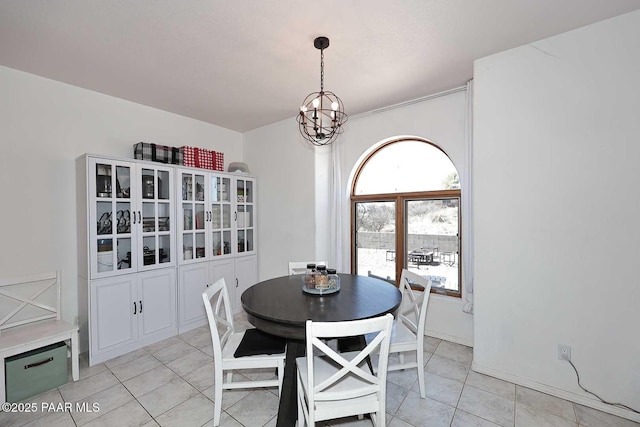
top-left (133, 142), bottom-right (183, 165)
top-left (181, 146), bottom-right (224, 171)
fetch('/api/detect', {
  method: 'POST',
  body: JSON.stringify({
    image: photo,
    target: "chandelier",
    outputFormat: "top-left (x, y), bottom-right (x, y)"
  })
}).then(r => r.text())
top-left (297, 36), bottom-right (348, 146)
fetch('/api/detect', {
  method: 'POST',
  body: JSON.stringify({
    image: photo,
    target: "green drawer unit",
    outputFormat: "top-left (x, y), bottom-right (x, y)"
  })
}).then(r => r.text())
top-left (5, 341), bottom-right (68, 403)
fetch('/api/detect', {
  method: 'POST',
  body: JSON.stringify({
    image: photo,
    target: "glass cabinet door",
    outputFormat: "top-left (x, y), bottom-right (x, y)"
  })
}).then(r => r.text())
top-left (210, 175), bottom-right (232, 257)
top-left (235, 178), bottom-right (255, 254)
top-left (179, 170), bottom-right (207, 262)
top-left (138, 166), bottom-right (173, 269)
top-left (91, 160), bottom-right (135, 278)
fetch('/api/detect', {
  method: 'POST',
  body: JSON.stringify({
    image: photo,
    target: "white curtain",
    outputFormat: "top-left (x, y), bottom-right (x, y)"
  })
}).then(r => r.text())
top-left (329, 141), bottom-right (345, 272)
top-left (462, 79), bottom-right (474, 314)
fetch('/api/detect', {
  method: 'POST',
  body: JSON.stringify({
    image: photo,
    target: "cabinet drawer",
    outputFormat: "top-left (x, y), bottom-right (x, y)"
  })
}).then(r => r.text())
top-left (5, 342), bottom-right (68, 403)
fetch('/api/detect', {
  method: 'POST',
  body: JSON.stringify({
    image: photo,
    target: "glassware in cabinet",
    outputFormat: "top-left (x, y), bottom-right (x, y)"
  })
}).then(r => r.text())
top-left (138, 166), bottom-right (174, 268)
top-left (210, 175), bottom-right (232, 258)
top-left (92, 161), bottom-right (136, 276)
top-left (179, 170), bottom-right (207, 262)
top-left (89, 158), bottom-right (175, 278)
top-left (235, 177), bottom-right (255, 254)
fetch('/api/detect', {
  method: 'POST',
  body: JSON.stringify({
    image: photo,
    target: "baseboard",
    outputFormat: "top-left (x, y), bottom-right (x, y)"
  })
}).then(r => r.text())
top-left (425, 329), bottom-right (473, 347)
top-left (177, 318), bottom-right (208, 335)
top-left (471, 362), bottom-right (640, 423)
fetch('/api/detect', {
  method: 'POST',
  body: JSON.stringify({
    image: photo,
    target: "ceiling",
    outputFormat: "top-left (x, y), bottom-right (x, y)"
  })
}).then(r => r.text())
top-left (1, 1), bottom-right (638, 133)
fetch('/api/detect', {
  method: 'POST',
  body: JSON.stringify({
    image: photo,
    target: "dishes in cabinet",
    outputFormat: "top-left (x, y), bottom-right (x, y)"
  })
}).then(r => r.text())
top-left (97, 212), bottom-right (112, 235)
top-left (96, 174), bottom-right (111, 197)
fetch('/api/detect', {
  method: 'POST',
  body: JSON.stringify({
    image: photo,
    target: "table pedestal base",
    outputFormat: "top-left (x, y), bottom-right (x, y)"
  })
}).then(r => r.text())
top-left (277, 339), bottom-right (304, 427)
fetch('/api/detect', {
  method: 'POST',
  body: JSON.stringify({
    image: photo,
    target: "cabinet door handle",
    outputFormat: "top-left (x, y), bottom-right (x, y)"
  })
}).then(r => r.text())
top-left (236, 278), bottom-right (238, 288)
top-left (138, 211), bottom-right (142, 224)
top-left (133, 301), bottom-right (137, 315)
top-left (235, 212), bottom-right (237, 221)
top-left (139, 300), bottom-right (142, 313)
top-left (132, 212), bottom-right (136, 224)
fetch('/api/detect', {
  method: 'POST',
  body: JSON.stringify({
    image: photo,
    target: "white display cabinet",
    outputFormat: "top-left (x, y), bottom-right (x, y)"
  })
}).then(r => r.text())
top-left (87, 157), bottom-right (175, 279)
top-left (175, 170), bottom-right (257, 332)
top-left (176, 169), bottom-right (256, 264)
top-left (78, 154), bottom-right (258, 364)
top-left (235, 177), bottom-right (256, 255)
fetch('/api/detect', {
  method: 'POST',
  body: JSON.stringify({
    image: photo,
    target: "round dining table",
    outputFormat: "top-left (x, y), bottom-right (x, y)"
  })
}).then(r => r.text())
top-left (241, 273), bottom-right (401, 427)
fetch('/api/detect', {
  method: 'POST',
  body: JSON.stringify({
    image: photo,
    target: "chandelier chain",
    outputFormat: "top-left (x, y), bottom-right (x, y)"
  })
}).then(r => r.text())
top-left (320, 48), bottom-right (324, 93)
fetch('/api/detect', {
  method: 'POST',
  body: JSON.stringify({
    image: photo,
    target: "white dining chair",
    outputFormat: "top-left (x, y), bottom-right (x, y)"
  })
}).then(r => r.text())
top-left (288, 261), bottom-right (328, 275)
top-left (386, 268), bottom-right (433, 398)
top-left (296, 313), bottom-right (394, 427)
top-left (367, 270), bottom-right (396, 285)
top-left (202, 278), bottom-right (286, 426)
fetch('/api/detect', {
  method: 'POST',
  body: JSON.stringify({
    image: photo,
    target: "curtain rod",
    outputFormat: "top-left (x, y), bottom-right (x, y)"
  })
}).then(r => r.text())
top-left (350, 85), bottom-right (467, 121)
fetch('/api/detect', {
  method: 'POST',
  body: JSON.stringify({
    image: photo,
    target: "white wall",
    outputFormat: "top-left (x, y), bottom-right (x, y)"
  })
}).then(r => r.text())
top-left (0, 66), bottom-right (242, 325)
top-left (243, 119), bottom-right (318, 280)
top-left (473, 10), bottom-right (640, 421)
top-left (339, 91), bottom-right (472, 346)
top-left (244, 90), bottom-right (474, 345)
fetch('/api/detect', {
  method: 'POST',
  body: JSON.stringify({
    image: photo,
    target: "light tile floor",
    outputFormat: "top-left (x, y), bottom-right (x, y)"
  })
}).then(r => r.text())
top-left (1, 314), bottom-right (638, 427)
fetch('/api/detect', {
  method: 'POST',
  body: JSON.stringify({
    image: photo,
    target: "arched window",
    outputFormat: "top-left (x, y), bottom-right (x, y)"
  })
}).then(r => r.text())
top-left (351, 138), bottom-right (461, 297)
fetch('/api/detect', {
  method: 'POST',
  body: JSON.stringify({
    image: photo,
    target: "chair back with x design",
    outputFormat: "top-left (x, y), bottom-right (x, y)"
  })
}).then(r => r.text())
top-left (397, 269), bottom-right (432, 338)
top-left (379, 269), bottom-right (433, 398)
top-left (203, 278), bottom-right (235, 362)
top-left (203, 278), bottom-right (285, 426)
top-left (297, 314), bottom-right (393, 426)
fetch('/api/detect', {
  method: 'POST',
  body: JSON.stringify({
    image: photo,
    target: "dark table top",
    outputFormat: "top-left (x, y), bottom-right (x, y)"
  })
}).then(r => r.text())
top-left (241, 273), bottom-right (402, 340)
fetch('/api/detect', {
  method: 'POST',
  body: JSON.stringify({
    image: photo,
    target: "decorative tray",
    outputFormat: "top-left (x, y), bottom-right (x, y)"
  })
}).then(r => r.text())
top-left (301, 275), bottom-right (340, 295)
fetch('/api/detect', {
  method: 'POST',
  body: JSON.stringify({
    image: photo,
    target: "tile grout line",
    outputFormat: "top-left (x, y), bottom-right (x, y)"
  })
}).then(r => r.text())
top-left (115, 363), bottom-right (163, 427)
top-left (134, 344), bottom-right (216, 426)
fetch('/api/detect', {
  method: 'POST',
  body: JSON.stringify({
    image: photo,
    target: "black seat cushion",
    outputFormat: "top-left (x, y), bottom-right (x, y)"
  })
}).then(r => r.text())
top-left (233, 328), bottom-right (286, 357)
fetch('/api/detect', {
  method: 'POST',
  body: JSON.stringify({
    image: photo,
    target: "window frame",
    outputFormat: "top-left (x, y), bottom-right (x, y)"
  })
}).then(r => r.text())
top-left (350, 138), bottom-right (462, 298)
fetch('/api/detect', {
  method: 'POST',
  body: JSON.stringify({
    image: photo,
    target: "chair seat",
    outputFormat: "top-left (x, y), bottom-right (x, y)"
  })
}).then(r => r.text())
top-left (366, 321), bottom-right (416, 350)
top-left (389, 320), bottom-right (418, 350)
top-left (223, 331), bottom-right (286, 365)
top-left (296, 352), bottom-right (383, 421)
top-left (232, 328), bottom-right (286, 358)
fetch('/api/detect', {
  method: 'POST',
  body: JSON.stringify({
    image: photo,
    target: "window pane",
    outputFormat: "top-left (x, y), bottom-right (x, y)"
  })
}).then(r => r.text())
top-left (355, 140), bottom-right (459, 195)
top-left (354, 201), bottom-right (396, 283)
top-left (406, 199), bottom-right (459, 293)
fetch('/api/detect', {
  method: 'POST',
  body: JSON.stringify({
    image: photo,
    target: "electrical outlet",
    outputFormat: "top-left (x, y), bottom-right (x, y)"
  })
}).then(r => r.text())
top-left (558, 344), bottom-right (571, 361)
